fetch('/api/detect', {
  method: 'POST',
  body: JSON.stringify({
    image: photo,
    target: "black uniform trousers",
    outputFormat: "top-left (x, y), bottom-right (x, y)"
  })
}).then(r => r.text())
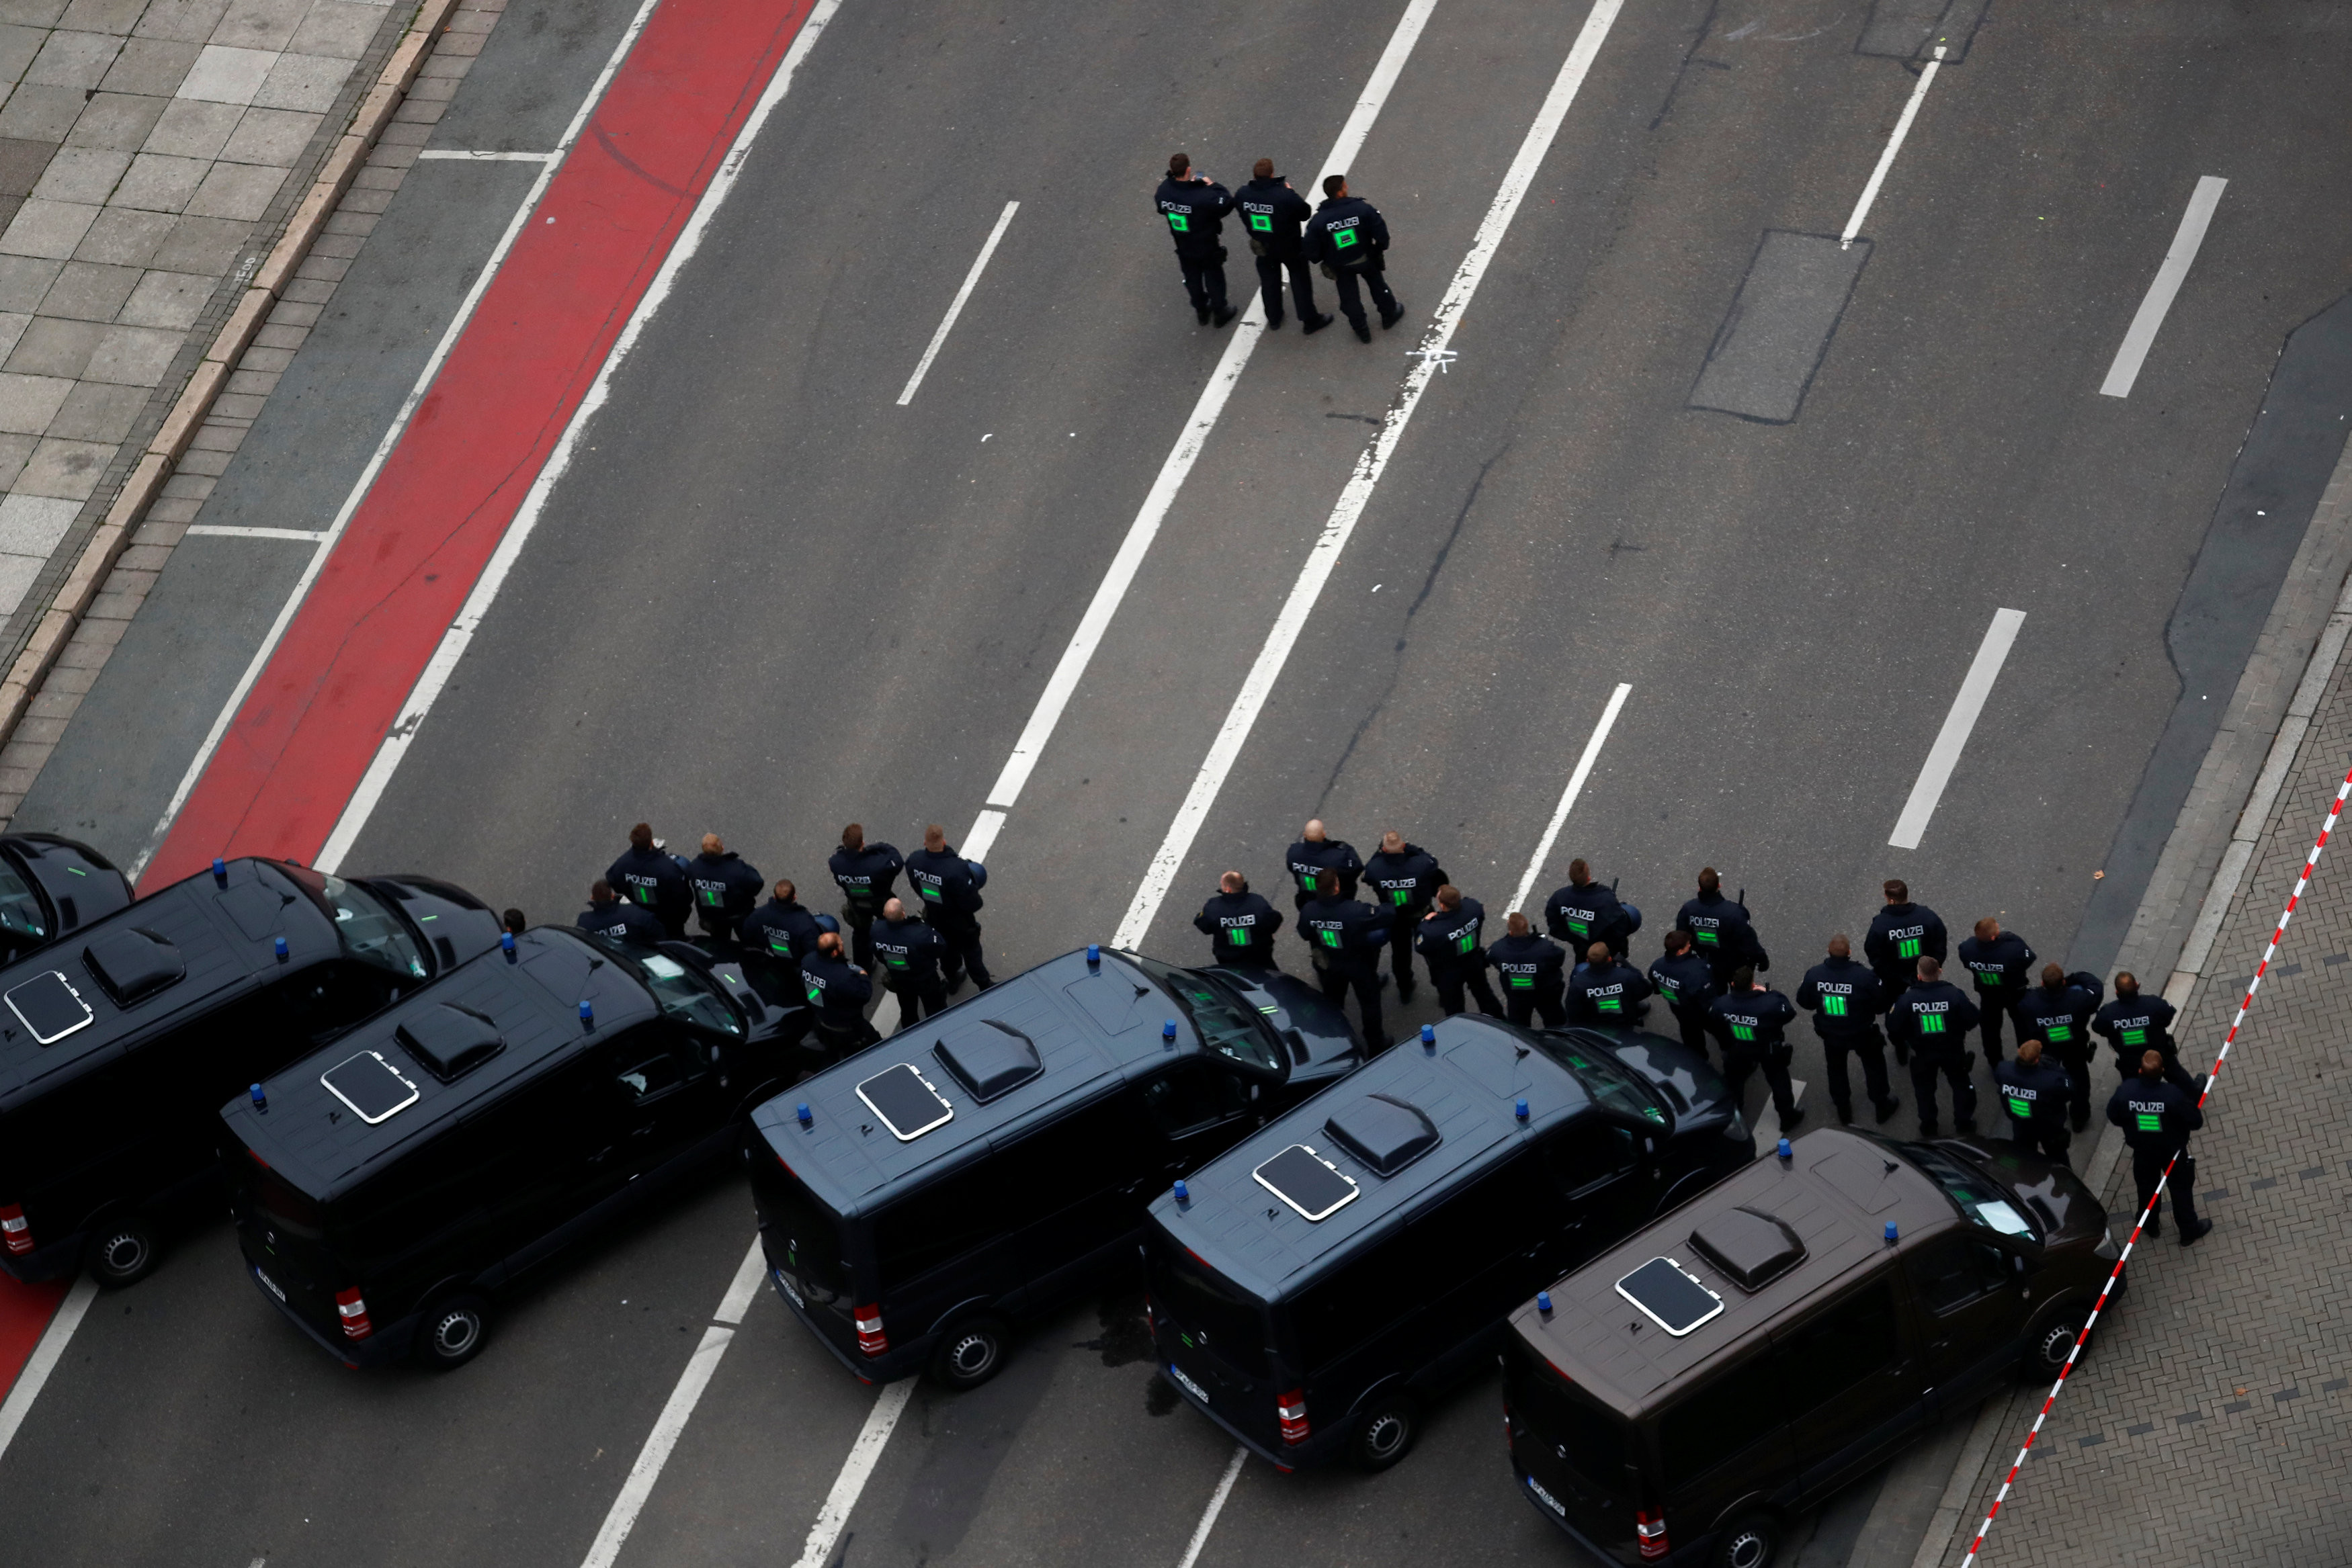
top-left (812, 1014), bottom-right (880, 1063)
top-left (1331, 264), bottom-right (1397, 329)
top-left (1723, 1043), bottom-right (1798, 1122)
top-left (2050, 1040), bottom-right (2095, 1126)
top-left (1427, 962), bottom-right (1502, 1020)
top-left (1908, 1048), bottom-right (1978, 1131)
top-left (1383, 912), bottom-right (1419, 996)
top-left (1255, 254), bottom-right (1318, 321)
top-left (1668, 1003), bottom-right (1710, 1059)
top-left (1818, 1025), bottom-right (1895, 1116)
top-left (841, 902), bottom-right (879, 969)
top-left (2009, 1119), bottom-right (2071, 1161)
top-left (1974, 988), bottom-right (2009, 1067)
top-left (885, 977), bottom-right (948, 1033)
top-left (1505, 978), bottom-right (1566, 1029)
top-left (933, 918), bottom-right (993, 990)
top-left (1315, 959), bottom-right (1389, 1050)
top-left (2129, 1146), bottom-right (2201, 1235)
top-left (1179, 251), bottom-right (1228, 314)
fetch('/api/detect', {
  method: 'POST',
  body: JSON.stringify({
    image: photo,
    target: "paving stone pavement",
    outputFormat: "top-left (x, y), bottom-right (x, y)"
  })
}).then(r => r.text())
top-left (1937, 638), bottom-right (2352, 1565)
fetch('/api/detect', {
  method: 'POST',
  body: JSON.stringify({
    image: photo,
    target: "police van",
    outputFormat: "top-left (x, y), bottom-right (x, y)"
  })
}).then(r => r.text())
top-left (0, 833), bottom-right (132, 966)
top-left (749, 948), bottom-right (1363, 1389)
top-left (1144, 1016), bottom-right (1749, 1471)
top-left (223, 928), bottom-right (804, 1368)
top-left (0, 858), bottom-right (497, 1286)
top-left (1504, 1129), bottom-right (2115, 1566)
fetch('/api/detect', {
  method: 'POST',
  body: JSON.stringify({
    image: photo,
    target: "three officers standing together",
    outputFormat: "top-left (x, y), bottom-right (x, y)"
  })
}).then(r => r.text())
top-left (1157, 153), bottom-right (1404, 343)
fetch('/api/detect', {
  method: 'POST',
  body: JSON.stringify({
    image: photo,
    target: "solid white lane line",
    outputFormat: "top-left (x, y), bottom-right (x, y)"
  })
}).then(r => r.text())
top-left (130, 0), bottom-right (671, 883)
top-left (2099, 175), bottom-right (2227, 399)
top-left (790, 1381), bottom-right (918, 1568)
top-left (312, 0), bottom-right (847, 874)
top-left (1115, 0), bottom-right (1628, 950)
top-left (417, 149), bottom-right (560, 161)
top-left (184, 525), bottom-right (329, 541)
top-left (1505, 683), bottom-right (1632, 917)
top-left (1174, 1445), bottom-right (1249, 1568)
top-left (896, 200), bottom-right (1019, 405)
top-left (712, 1236), bottom-right (769, 1325)
top-left (977, 0), bottom-right (1443, 818)
top-left (0, 1277), bottom-right (98, 1464)
top-left (1888, 607), bottom-right (2025, 849)
top-left (1841, 44), bottom-right (1944, 249)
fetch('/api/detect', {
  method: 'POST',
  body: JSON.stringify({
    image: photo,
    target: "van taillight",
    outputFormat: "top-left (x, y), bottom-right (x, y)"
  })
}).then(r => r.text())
top-left (0, 1203), bottom-right (30, 1256)
top-left (854, 1303), bottom-right (888, 1356)
top-left (1635, 1508), bottom-right (1669, 1560)
top-left (1277, 1387), bottom-right (1310, 1446)
top-left (334, 1287), bottom-right (374, 1341)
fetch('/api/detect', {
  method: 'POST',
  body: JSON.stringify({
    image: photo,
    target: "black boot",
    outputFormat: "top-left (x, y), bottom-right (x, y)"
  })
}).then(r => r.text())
top-left (1195, 304), bottom-right (1210, 325)
top-left (1835, 1103), bottom-right (1855, 1126)
top-left (2179, 1217), bottom-right (2212, 1246)
top-left (1380, 302), bottom-right (1404, 330)
top-left (1302, 312), bottom-right (1335, 335)
top-left (1874, 1097), bottom-right (1902, 1124)
top-left (1212, 305), bottom-right (1238, 328)
top-left (1267, 308), bottom-right (1285, 330)
top-left (1351, 318), bottom-right (1372, 343)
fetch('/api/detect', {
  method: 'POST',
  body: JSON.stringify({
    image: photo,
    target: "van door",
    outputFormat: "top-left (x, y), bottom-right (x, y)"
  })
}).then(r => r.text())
top-left (1138, 1057), bottom-right (1255, 1179)
top-left (1540, 1113), bottom-right (1649, 1272)
top-left (993, 1094), bottom-right (1161, 1297)
top-left (1773, 1276), bottom-right (1927, 1501)
top-left (610, 1022), bottom-right (728, 1184)
top-left (1653, 1346), bottom-right (1794, 1537)
top-left (497, 1040), bottom-right (640, 1278)
top-left (1903, 1232), bottom-right (2026, 1410)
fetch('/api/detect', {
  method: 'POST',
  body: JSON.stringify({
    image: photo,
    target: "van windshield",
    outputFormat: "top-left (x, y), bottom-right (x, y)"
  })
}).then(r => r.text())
top-left (311, 875), bottom-right (429, 978)
top-left (0, 858), bottom-right (48, 943)
top-left (1130, 957), bottom-right (1286, 1076)
top-left (636, 953), bottom-right (745, 1037)
top-left (1505, 1337), bottom-right (1634, 1490)
top-left (1544, 1037), bottom-right (1667, 1125)
top-left (1898, 1142), bottom-right (2038, 1242)
top-left (1146, 1237), bottom-right (1271, 1376)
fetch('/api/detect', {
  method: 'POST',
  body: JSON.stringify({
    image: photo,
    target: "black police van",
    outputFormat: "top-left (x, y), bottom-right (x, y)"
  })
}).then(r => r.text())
top-left (1144, 1017), bottom-right (1751, 1471)
top-left (1505, 1128), bottom-right (2117, 1567)
top-left (0, 833), bottom-right (132, 965)
top-left (749, 948), bottom-right (1363, 1389)
top-left (0, 857), bottom-right (496, 1286)
top-left (224, 928), bottom-right (807, 1368)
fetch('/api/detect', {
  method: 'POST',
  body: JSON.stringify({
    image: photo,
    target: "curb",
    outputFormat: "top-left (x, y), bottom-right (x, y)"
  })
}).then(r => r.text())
top-left (0, 0), bottom-right (466, 758)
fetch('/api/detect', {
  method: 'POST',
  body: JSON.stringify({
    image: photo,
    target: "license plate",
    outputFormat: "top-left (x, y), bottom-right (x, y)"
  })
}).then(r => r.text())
top-left (254, 1266), bottom-right (286, 1303)
top-left (1167, 1362), bottom-right (1211, 1404)
top-left (773, 1268), bottom-right (804, 1309)
top-left (1526, 1475), bottom-right (1567, 1518)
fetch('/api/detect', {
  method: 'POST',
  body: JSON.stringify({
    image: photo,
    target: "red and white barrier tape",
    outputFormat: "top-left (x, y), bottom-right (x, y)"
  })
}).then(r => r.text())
top-left (1958, 760), bottom-right (2352, 1567)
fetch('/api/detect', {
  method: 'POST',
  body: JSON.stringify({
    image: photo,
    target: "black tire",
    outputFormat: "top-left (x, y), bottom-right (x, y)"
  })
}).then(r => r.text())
top-left (415, 1293), bottom-right (492, 1370)
top-left (2022, 1312), bottom-right (2087, 1381)
top-left (1349, 1392), bottom-right (1419, 1473)
top-left (85, 1211), bottom-right (161, 1288)
top-left (1712, 1511), bottom-right (1783, 1568)
top-left (928, 1315), bottom-right (1011, 1391)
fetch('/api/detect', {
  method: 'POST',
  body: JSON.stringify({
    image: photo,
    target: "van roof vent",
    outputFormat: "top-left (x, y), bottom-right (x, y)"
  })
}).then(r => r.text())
top-left (6, 969), bottom-right (92, 1045)
top-left (857, 1062), bottom-right (956, 1141)
top-left (320, 1050), bottom-right (421, 1125)
top-left (1615, 1256), bottom-right (1725, 1337)
top-left (1322, 1093), bottom-right (1439, 1176)
top-left (1252, 1143), bottom-right (1361, 1221)
top-left (934, 1020), bottom-right (1042, 1102)
top-left (83, 926), bottom-right (185, 1006)
top-left (1688, 1206), bottom-right (1807, 1292)
top-left (396, 1002), bottom-right (505, 1082)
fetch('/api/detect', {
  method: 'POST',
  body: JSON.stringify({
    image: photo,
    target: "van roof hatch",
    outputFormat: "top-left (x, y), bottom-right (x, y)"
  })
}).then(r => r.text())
top-left (321, 1049), bottom-right (421, 1125)
top-left (1614, 1256), bottom-right (1724, 1337)
top-left (856, 1061), bottom-right (956, 1140)
top-left (934, 1020), bottom-right (1042, 1102)
top-left (396, 1002), bottom-right (505, 1082)
top-left (83, 926), bottom-right (185, 1006)
top-left (1252, 1143), bottom-right (1360, 1221)
top-left (1322, 1093), bottom-right (1439, 1176)
top-left (6, 969), bottom-right (92, 1045)
top-left (1688, 1206), bottom-right (1806, 1291)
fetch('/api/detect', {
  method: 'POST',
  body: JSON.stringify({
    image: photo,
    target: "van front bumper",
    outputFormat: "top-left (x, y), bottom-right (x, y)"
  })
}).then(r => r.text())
top-left (244, 1262), bottom-right (415, 1368)
top-left (767, 1268), bottom-right (921, 1384)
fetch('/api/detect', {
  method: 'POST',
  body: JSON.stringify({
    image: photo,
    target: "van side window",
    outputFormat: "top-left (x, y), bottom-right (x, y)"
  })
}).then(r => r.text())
top-left (1142, 1058), bottom-right (1249, 1138)
top-left (1773, 1280), bottom-right (1901, 1420)
top-left (1908, 1235), bottom-right (2009, 1315)
top-left (1659, 1348), bottom-right (1785, 1487)
top-left (873, 1176), bottom-right (994, 1289)
top-left (616, 1052), bottom-right (683, 1104)
top-left (1542, 1117), bottom-right (1636, 1195)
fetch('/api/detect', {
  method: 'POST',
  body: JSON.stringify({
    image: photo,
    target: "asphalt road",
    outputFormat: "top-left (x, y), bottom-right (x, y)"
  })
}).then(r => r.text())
top-left (10, 0), bottom-right (2352, 1565)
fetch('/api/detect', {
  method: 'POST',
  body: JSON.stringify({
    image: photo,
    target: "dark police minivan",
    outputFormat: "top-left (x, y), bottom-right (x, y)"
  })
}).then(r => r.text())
top-left (1145, 1017), bottom-right (1751, 1472)
top-left (750, 948), bottom-right (1363, 1389)
top-left (1505, 1128), bottom-right (2116, 1567)
top-left (224, 928), bottom-right (807, 1368)
top-left (0, 857), bottom-right (496, 1286)
top-left (0, 833), bottom-right (132, 965)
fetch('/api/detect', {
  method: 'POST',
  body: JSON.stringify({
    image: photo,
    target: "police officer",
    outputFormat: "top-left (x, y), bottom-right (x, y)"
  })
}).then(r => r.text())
top-left (2106, 1049), bottom-right (2211, 1244)
top-left (1415, 884), bottom-right (1503, 1020)
top-left (828, 824), bottom-right (903, 970)
top-left (1302, 174), bottom-right (1402, 343)
top-left (1363, 830), bottom-right (1445, 1002)
top-left (799, 931), bottom-right (877, 1060)
top-left (1648, 928), bottom-right (1718, 1056)
top-left (2093, 973), bottom-right (2190, 1086)
top-left (1155, 152), bottom-right (1236, 328)
top-left (1544, 859), bottom-right (1636, 960)
top-left (869, 896), bottom-right (948, 1032)
top-left (578, 879), bottom-right (663, 946)
top-left (1796, 934), bottom-right (1900, 1125)
top-left (1706, 965), bottom-right (1802, 1131)
top-left (905, 824), bottom-right (991, 992)
top-left (1994, 1039), bottom-right (2072, 1160)
top-left (2013, 964), bottom-right (2101, 1131)
top-left (1298, 868), bottom-right (1392, 1049)
top-left (1885, 957), bottom-right (1981, 1136)
top-left (1284, 819), bottom-right (1362, 911)
top-left (1865, 881), bottom-right (1947, 1059)
top-left (737, 879), bottom-right (821, 1008)
top-left (1956, 916), bottom-right (2035, 1068)
top-left (1566, 942), bottom-right (1652, 1027)
top-left (1234, 158), bottom-right (1332, 333)
top-left (682, 833), bottom-right (762, 943)
top-left (1677, 868), bottom-right (1767, 988)
top-left (607, 822), bottom-right (689, 939)
top-left (1194, 870), bottom-right (1284, 968)
top-left (1488, 912), bottom-right (1566, 1027)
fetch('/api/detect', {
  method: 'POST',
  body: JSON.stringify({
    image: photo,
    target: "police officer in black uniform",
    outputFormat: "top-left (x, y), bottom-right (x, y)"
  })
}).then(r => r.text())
top-left (1566, 942), bottom-right (1652, 1027)
top-left (905, 824), bottom-right (991, 992)
top-left (1298, 868), bottom-right (1391, 1049)
top-left (578, 879), bottom-right (663, 946)
top-left (1648, 928), bottom-right (1718, 1057)
top-left (1363, 830), bottom-right (1445, 1002)
top-left (1487, 912), bottom-right (1565, 1027)
top-left (2093, 973), bottom-right (2191, 1087)
top-left (1155, 152), bottom-right (1236, 328)
top-left (1677, 868), bottom-right (1767, 988)
top-left (1865, 880), bottom-right (1947, 1061)
top-left (1796, 934), bottom-right (1900, 1125)
top-left (1414, 884), bottom-right (1503, 1019)
top-left (1544, 859), bottom-right (1636, 960)
top-left (828, 824), bottom-right (902, 970)
top-left (1284, 819), bottom-right (1362, 912)
top-left (607, 822), bottom-right (689, 939)
top-left (1994, 1039), bottom-right (2072, 1160)
top-left (2106, 1049), bottom-right (2211, 1244)
top-left (1956, 915), bottom-right (2035, 1069)
top-left (1885, 957), bottom-right (1981, 1136)
top-left (1234, 158), bottom-right (1332, 333)
top-left (1194, 871), bottom-right (1284, 968)
top-left (1706, 966), bottom-right (1802, 1131)
top-left (870, 896), bottom-right (948, 1033)
top-left (1302, 174), bottom-right (1402, 343)
top-left (682, 833), bottom-right (762, 944)
top-left (737, 879), bottom-right (821, 1008)
top-left (2013, 964), bottom-right (2101, 1131)
top-left (799, 931), bottom-right (877, 1061)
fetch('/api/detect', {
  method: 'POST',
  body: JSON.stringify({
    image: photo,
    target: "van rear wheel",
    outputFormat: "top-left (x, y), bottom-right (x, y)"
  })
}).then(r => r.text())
top-left (417, 1294), bottom-right (491, 1370)
top-left (86, 1211), bottom-right (161, 1288)
top-left (1712, 1511), bottom-right (1782, 1568)
top-left (1349, 1393), bottom-right (1419, 1472)
top-left (928, 1315), bottom-right (1010, 1391)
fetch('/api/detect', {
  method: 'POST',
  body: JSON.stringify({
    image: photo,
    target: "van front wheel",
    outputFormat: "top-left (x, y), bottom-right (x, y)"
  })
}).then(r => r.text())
top-left (928, 1316), bottom-right (1011, 1391)
top-left (417, 1294), bottom-right (492, 1370)
top-left (1349, 1394), bottom-right (1419, 1472)
top-left (1713, 1512), bottom-right (1782, 1568)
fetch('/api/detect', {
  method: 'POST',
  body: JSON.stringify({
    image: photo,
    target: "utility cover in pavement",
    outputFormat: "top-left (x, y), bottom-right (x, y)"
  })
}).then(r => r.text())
top-left (857, 1061), bottom-right (956, 1140)
top-left (7, 969), bottom-right (92, 1044)
top-left (1689, 231), bottom-right (1872, 425)
top-left (321, 1050), bottom-right (421, 1125)
top-left (1253, 1143), bottom-right (1361, 1220)
top-left (1615, 1256), bottom-right (1725, 1336)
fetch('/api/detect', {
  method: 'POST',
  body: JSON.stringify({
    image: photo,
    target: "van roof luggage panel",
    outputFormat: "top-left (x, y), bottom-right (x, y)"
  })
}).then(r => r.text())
top-left (1508, 1129), bottom-right (1954, 1412)
top-left (1146, 1016), bottom-right (1591, 1303)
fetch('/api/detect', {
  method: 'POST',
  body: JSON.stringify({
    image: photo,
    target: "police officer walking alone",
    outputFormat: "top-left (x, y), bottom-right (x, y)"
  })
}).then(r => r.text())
top-left (1488, 913), bottom-right (1566, 1027)
top-left (1648, 929), bottom-right (1718, 1057)
top-left (1364, 830), bottom-right (1445, 1002)
top-left (1796, 934), bottom-right (1900, 1125)
top-left (2013, 964), bottom-right (2101, 1131)
top-left (1299, 869), bottom-right (1392, 1049)
top-left (1303, 175), bottom-right (1402, 343)
top-left (1284, 819), bottom-right (1361, 911)
top-left (607, 822), bottom-right (689, 939)
top-left (1994, 1039), bottom-right (2072, 1160)
top-left (1865, 880), bottom-right (1947, 1060)
top-left (1194, 871), bottom-right (1284, 968)
top-left (829, 824), bottom-right (902, 971)
top-left (1566, 943), bottom-right (1652, 1027)
top-left (799, 931), bottom-right (877, 1060)
top-left (906, 824), bottom-right (991, 992)
top-left (1545, 859), bottom-right (1636, 960)
top-left (1706, 966), bottom-right (1802, 1131)
top-left (683, 833), bottom-right (761, 944)
top-left (2107, 1049), bottom-right (2212, 1244)
top-left (1155, 153), bottom-right (1236, 328)
top-left (1956, 916), bottom-right (2034, 1068)
top-left (870, 897), bottom-right (949, 1032)
top-left (1415, 885), bottom-right (1503, 1020)
top-left (1234, 159), bottom-right (1332, 333)
top-left (1886, 957), bottom-right (1980, 1136)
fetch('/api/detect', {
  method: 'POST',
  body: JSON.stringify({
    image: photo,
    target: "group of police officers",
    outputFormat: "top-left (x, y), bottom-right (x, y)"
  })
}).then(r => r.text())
top-left (1153, 153), bottom-right (1404, 343)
